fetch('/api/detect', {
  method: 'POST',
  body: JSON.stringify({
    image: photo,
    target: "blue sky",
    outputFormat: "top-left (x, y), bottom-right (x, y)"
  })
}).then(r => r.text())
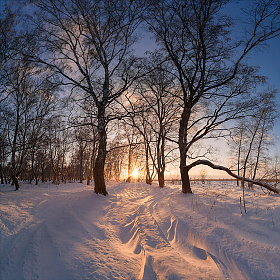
top-left (250, 37), bottom-right (280, 149)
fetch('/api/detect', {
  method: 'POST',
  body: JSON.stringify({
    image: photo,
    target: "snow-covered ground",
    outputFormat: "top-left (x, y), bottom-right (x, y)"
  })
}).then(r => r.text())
top-left (1, 180), bottom-right (279, 279)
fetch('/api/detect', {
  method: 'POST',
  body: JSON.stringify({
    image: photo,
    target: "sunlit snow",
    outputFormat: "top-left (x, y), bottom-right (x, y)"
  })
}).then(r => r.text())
top-left (1, 181), bottom-right (279, 279)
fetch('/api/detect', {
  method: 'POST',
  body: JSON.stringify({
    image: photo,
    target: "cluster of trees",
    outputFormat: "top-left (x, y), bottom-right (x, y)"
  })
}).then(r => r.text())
top-left (1, 0), bottom-right (279, 195)
top-left (228, 89), bottom-right (278, 186)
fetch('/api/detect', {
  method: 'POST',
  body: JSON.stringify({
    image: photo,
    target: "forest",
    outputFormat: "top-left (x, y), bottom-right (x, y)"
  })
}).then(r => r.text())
top-left (1, 0), bottom-right (280, 195)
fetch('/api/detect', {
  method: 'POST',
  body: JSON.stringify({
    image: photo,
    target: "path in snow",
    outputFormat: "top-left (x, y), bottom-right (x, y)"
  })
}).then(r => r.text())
top-left (1, 181), bottom-right (280, 279)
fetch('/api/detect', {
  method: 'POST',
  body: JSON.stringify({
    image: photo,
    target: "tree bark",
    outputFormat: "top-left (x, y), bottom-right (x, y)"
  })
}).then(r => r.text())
top-left (41, 165), bottom-right (45, 182)
top-left (11, 108), bottom-right (20, 191)
top-left (126, 143), bottom-right (133, 183)
top-left (158, 171), bottom-right (164, 188)
top-left (145, 142), bottom-right (153, 185)
top-left (0, 165), bottom-right (4, 184)
top-left (181, 165), bottom-right (192, 194)
top-left (11, 174), bottom-right (19, 191)
top-left (179, 106), bottom-right (192, 193)
top-left (79, 149), bottom-right (83, 183)
top-left (93, 105), bottom-right (108, 195)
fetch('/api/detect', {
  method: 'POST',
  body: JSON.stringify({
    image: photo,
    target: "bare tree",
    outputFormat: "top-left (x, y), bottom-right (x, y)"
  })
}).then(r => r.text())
top-left (1, 60), bottom-right (55, 189)
top-left (0, 104), bottom-right (9, 184)
top-left (24, 0), bottom-right (144, 195)
top-left (123, 54), bottom-right (180, 187)
top-left (199, 169), bottom-right (207, 184)
top-left (247, 89), bottom-right (277, 182)
top-left (25, 0), bottom-right (142, 195)
top-left (105, 136), bottom-right (127, 182)
top-left (269, 155), bottom-right (280, 186)
top-left (229, 88), bottom-right (277, 188)
top-left (228, 121), bottom-right (246, 186)
top-left (0, 1), bottom-right (18, 73)
top-left (146, 0), bottom-right (280, 193)
top-left (74, 127), bottom-right (89, 183)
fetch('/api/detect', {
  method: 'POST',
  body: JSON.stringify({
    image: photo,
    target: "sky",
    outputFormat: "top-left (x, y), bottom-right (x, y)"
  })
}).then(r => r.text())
top-left (224, 1), bottom-right (280, 157)
top-left (250, 38), bottom-right (280, 146)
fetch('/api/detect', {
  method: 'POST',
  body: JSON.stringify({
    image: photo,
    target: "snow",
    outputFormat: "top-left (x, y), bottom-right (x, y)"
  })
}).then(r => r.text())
top-left (1, 180), bottom-right (280, 279)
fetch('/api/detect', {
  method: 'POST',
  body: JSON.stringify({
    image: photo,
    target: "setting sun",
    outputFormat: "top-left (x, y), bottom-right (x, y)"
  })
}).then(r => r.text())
top-left (132, 169), bottom-right (138, 178)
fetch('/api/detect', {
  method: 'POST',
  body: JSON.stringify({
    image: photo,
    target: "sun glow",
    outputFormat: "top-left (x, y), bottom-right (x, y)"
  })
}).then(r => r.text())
top-left (132, 169), bottom-right (138, 178)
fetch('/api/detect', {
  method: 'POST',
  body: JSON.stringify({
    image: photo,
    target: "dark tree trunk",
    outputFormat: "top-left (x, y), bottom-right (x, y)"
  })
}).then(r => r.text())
top-left (156, 130), bottom-right (165, 188)
top-left (94, 158), bottom-right (107, 195)
top-left (145, 143), bottom-right (153, 185)
top-left (79, 146), bottom-right (84, 183)
top-left (34, 174), bottom-right (38, 185)
top-left (158, 171), bottom-right (164, 188)
top-left (179, 106), bottom-right (192, 193)
top-left (181, 166), bottom-right (192, 194)
top-left (146, 175), bottom-right (152, 185)
top-left (237, 129), bottom-right (243, 187)
top-left (93, 105), bottom-right (108, 195)
top-left (11, 110), bottom-right (20, 191)
top-left (0, 165), bottom-right (4, 184)
top-left (126, 143), bottom-right (132, 183)
top-left (41, 166), bottom-right (45, 182)
top-left (11, 174), bottom-right (19, 191)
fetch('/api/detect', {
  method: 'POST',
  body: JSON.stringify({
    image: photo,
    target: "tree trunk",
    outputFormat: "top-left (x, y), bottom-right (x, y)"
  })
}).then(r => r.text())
top-left (11, 174), bottom-right (19, 191)
top-left (158, 171), bottom-right (164, 188)
top-left (145, 143), bottom-right (153, 185)
top-left (11, 109), bottom-right (20, 191)
top-left (93, 148), bottom-right (107, 195)
top-left (157, 130), bottom-right (165, 188)
top-left (179, 106), bottom-right (192, 193)
top-left (0, 165), bottom-right (4, 184)
top-left (146, 175), bottom-right (152, 185)
top-left (79, 150), bottom-right (83, 183)
top-left (181, 166), bottom-right (192, 193)
top-left (253, 121), bottom-right (265, 181)
top-left (180, 143), bottom-right (192, 193)
top-left (126, 143), bottom-right (132, 183)
top-left (41, 166), bottom-right (45, 182)
top-left (237, 128), bottom-right (243, 187)
top-left (93, 105), bottom-right (108, 195)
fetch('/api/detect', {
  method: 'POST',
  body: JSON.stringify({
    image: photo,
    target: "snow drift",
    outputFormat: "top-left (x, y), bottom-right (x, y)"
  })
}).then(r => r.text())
top-left (1, 181), bottom-right (280, 279)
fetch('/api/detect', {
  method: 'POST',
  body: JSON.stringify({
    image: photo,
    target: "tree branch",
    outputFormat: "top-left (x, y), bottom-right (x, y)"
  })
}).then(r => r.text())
top-left (184, 159), bottom-right (279, 194)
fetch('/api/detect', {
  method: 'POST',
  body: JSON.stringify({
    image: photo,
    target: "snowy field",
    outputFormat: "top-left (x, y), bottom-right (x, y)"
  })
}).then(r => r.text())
top-left (1, 180), bottom-right (280, 280)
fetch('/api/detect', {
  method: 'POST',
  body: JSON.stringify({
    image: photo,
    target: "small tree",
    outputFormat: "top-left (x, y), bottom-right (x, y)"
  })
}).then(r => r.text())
top-left (2, 60), bottom-right (55, 189)
top-left (122, 54), bottom-right (180, 187)
top-left (199, 169), bottom-right (207, 184)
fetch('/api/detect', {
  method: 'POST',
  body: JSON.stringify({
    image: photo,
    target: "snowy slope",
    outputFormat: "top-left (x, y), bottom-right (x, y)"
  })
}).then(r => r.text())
top-left (1, 181), bottom-right (279, 279)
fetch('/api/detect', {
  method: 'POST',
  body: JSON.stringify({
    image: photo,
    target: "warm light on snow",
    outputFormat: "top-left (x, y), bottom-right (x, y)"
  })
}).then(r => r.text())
top-left (132, 169), bottom-right (138, 177)
top-left (1, 181), bottom-right (280, 279)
